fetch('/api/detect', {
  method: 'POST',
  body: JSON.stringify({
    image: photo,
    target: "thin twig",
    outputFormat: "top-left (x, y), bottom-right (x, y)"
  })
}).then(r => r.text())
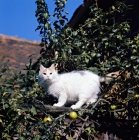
top-left (110, 108), bottom-right (125, 112)
top-left (76, 116), bottom-right (89, 140)
top-left (95, 0), bottom-right (98, 9)
top-left (92, 120), bottom-right (101, 126)
top-left (92, 98), bottom-right (110, 109)
top-left (78, 116), bottom-right (87, 122)
top-left (35, 99), bottom-right (48, 110)
top-left (67, 120), bottom-right (74, 128)
top-left (55, 113), bottom-right (66, 120)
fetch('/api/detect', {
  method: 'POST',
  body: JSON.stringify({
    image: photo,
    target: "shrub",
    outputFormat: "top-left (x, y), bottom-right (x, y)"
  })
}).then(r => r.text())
top-left (0, 0), bottom-right (139, 139)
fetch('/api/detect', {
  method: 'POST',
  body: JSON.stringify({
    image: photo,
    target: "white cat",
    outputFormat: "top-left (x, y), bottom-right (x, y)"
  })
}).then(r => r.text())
top-left (38, 64), bottom-right (111, 109)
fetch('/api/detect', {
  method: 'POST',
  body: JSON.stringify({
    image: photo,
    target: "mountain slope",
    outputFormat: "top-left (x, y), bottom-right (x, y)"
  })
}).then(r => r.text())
top-left (0, 34), bottom-right (40, 71)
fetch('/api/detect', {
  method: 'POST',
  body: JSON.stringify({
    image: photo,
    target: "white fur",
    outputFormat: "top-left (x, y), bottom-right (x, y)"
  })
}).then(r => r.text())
top-left (38, 64), bottom-right (104, 109)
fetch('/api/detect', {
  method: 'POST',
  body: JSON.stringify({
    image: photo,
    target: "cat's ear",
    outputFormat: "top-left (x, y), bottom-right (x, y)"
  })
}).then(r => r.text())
top-left (40, 64), bottom-right (45, 71)
top-left (50, 64), bottom-right (55, 70)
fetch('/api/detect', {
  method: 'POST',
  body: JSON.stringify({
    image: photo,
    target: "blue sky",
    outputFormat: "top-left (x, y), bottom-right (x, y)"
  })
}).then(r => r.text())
top-left (0, 0), bottom-right (82, 41)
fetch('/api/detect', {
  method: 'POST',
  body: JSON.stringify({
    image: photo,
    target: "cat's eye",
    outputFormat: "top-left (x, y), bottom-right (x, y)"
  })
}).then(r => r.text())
top-left (43, 73), bottom-right (46, 75)
top-left (50, 73), bottom-right (52, 75)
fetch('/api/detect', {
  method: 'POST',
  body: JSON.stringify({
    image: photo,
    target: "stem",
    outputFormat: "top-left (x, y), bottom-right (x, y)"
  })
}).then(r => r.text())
top-left (76, 116), bottom-right (89, 140)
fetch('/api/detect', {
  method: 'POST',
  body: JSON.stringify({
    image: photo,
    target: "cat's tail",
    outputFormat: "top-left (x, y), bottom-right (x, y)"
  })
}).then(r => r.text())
top-left (99, 71), bottom-right (120, 82)
top-left (99, 76), bottom-right (113, 82)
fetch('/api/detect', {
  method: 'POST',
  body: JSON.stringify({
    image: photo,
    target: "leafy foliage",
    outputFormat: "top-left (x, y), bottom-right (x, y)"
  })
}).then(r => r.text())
top-left (0, 0), bottom-right (139, 139)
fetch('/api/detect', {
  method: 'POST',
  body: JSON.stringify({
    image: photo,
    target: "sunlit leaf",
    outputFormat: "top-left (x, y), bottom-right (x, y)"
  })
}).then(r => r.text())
top-left (31, 106), bottom-right (37, 116)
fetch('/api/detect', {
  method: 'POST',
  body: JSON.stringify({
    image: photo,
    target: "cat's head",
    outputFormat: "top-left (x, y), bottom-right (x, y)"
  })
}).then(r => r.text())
top-left (38, 64), bottom-right (57, 85)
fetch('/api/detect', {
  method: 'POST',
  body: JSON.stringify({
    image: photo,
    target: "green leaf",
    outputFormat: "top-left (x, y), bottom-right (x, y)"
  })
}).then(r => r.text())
top-left (44, 23), bottom-right (48, 29)
top-left (35, 135), bottom-right (41, 140)
top-left (35, 26), bottom-right (42, 31)
top-left (30, 106), bottom-right (37, 116)
top-left (20, 137), bottom-right (25, 140)
top-left (112, 6), bottom-right (115, 10)
top-left (88, 67), bottom-right (98, 74)
top-left (4, 104), bottom-right (9, 109)
top-left (44, 13), bottom-right (48, 19)
top-left (72, 31), bottom-right (77, 36)
top-left (102, 38), bottom-right (108, 41)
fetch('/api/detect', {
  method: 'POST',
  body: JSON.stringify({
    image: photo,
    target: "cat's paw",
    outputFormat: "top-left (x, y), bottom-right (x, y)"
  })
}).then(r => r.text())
top-left (53, 103), bottom-right (63, 107)
top-left (70, 105), bottom-right (80, 110)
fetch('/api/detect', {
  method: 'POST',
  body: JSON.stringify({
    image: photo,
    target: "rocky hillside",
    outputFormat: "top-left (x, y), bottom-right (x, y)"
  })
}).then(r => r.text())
top-left (0, 34), bottom-right (40, 71)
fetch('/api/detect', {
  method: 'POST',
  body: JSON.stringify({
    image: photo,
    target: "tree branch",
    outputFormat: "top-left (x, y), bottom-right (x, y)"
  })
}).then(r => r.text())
top-left (21, 103), bottom-right (72, 113)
